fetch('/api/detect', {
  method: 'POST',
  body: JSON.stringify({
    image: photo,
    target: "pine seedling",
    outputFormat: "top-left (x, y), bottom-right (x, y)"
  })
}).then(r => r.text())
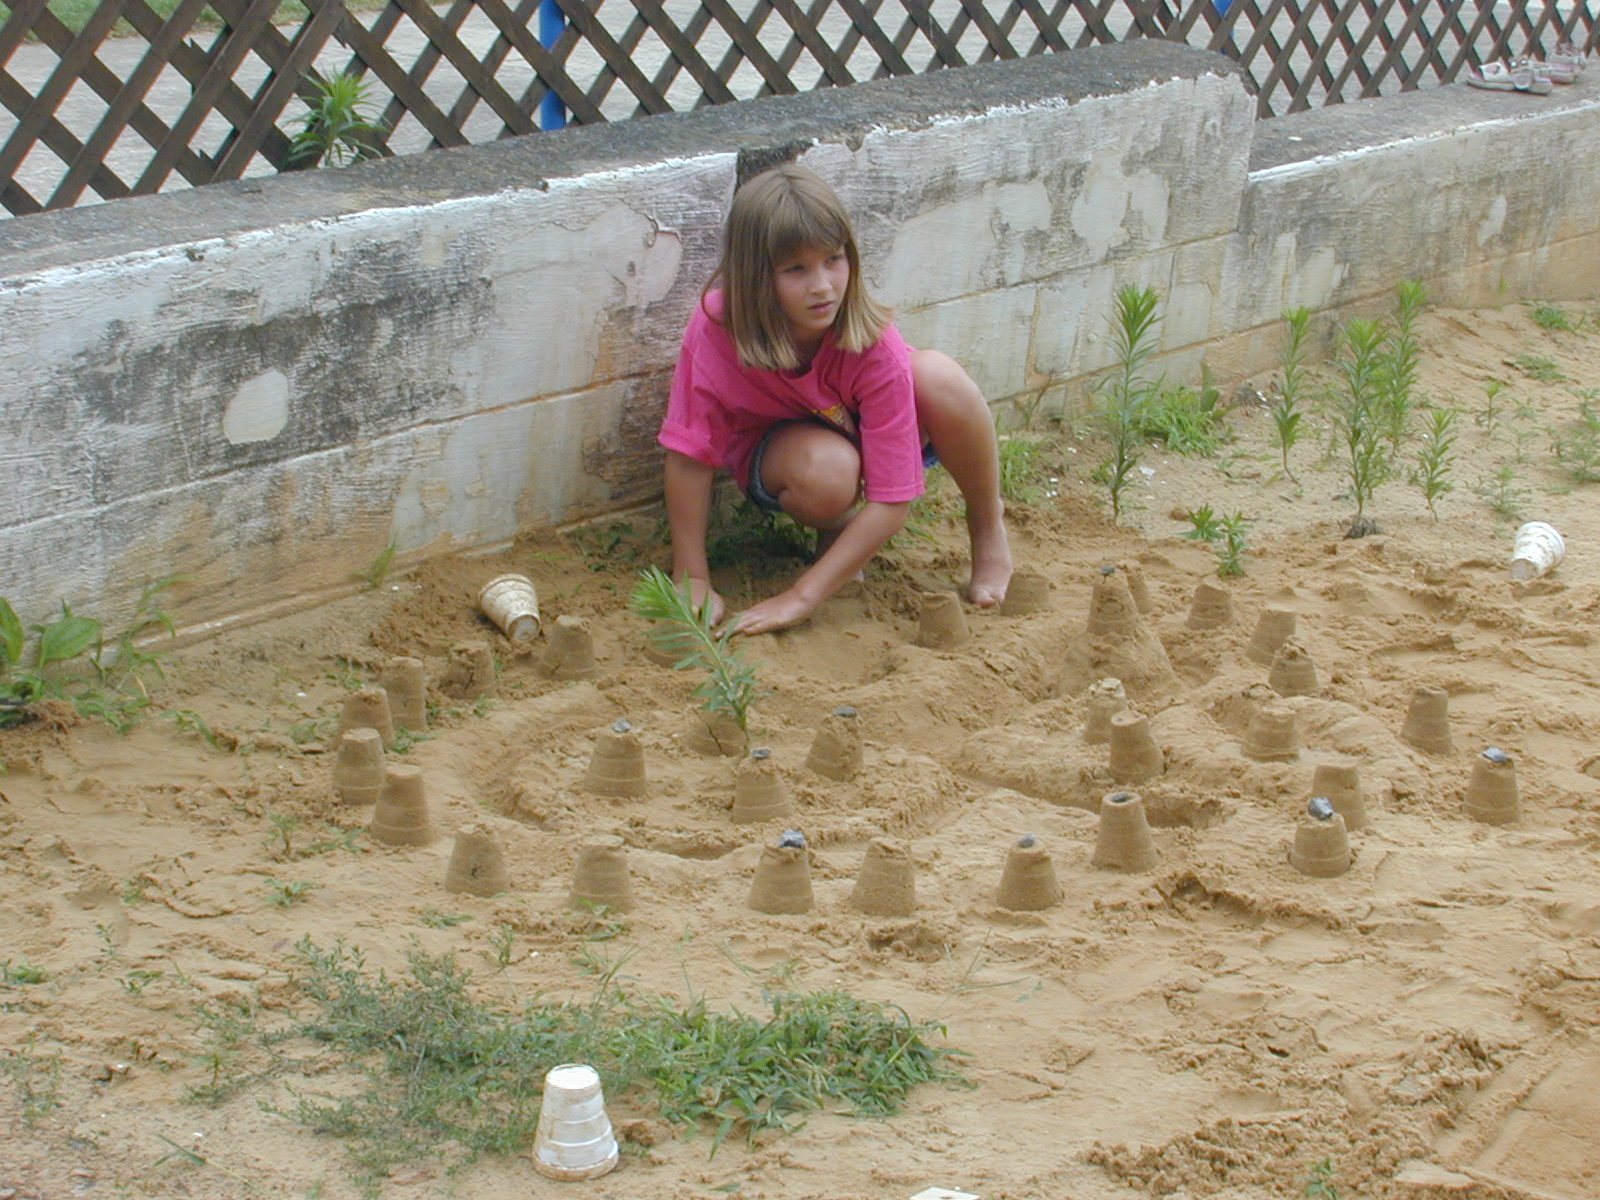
top-left (1090, 286), bottom-right (1163, 522)
top-left (1329, 317), bottom-right (1389, 536)
top-left (1410, 405), bottom-right (1458, 519)
top-left (1272, 306), bottom-right (1312, 482)
top-left (632, 567), bottom-right (761, 746)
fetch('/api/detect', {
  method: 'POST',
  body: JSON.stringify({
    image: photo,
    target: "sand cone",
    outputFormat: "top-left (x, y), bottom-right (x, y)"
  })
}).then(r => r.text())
top-left (1310, 760), bottom-right (1368, 831)
top-left (1186, 581), bottom-right (1234, 630)
top-left (440, 642), bottom-right (496, 700)
top-left (1091, 791), bottom-right (1159, 872)
top-left (1246, 607), bottom-right (1296, 665)
top-left (1290, 811), bottom-right (1351, 877)
top-left (848, 838), bottom-right (917, 916)
top-left (1086, 568), bottom-right (1141, 637)
top-left (569, 837), bottom-right (635, 912)
top-left (445, 822), bottom-right (510, 896)
top-left (684, 709), bottom-right (745, 756)
top-left (1000, 570), bottom-right (1051, 616)
top-left (1400, 687), bottom-right (1454, 756)
top-left (539, 615), bottom-right (600, 681)
top-left (1464, 748), bottom-right (1519, 825)
top-left (369, 764), bottom-right (437, 847)
top-left (731, 749), bottom-right (795, 825)
top-left (1108, 709), bottom-right (1164, 784)
top-left (1083, 677), bottom-right (1128, 745)
top-left (915, 591), bottom-right (971, 650)
top-left (1119, 561), bottom-right (1154, 614)
top-left (579, 719), bottom-right (649, 798)
top-left (995, 834), bottom-right (1063, 911)
top-left (747, 833), bottom-right (814, 915)
top-left (336, 685), bottom-right (395, 749)
top-left (805, 706), bottom-right (863, 782)
top-left (332, 728), bottom-right (385, 805)
top-left (379, 656), bottom-right (428, 733)
top-left (1242, 703), bottom-right (1300, 762)
top-left (1267, 640), bottom-right (1319, 697)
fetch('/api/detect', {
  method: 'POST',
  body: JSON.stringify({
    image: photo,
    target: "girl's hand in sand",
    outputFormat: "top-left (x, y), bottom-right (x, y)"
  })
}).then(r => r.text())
top-left (726, 590), bottom-right (815, 636)
top-left (681, 576), bottom-right (726, 626)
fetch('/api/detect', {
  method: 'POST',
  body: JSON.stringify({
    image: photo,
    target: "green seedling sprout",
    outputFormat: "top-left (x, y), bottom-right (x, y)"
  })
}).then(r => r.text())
top-left (632, 567), bottom-right (761, 748)
top-left (1090, 285), bottom-right (1163, 521)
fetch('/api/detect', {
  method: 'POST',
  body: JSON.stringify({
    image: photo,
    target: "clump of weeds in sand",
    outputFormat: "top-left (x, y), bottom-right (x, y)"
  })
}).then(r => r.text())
top-left (632, 567), bottom-right (762, 747)
top-left (286, 69), bottom-right (387, 168)
top-left (1303, 1156), bottom-right (1341, 1198)
top-left (1137, 373), bottom-right (1230, 457)
top-left (1473, 464), bottom-right (1529, 520)
top-left (1552, 397), bottom-right (1600, 484)
top-left (266, 878), bottom-right (317, 908)
top-left (1270, 306), bottom-right (1313, 482)
top-left (1, 1040), bottom-right (64, 1125)
top-left (1327, 317), bottom-right (1390, 536)
top-left (487, 923), bottom-right (517, 969)
top-left (1528, 302), bottom-right (1579, 333)
top-left (1509, 352), bottom-right (1566, 383)
top-left (170, 708), bottom-right (223, 750)
top-left (352, 539), bottom-right (397, 591)
top-left (1410, 405), bottom-right (1459, 519)
top-left (1090, 285), bottom-right (1163, 522)
top-left (419, 907), bottom-right (472, 930)
top-left (997, 431), bottom-right (1049, 503)
top-left (2, 959), bottom-right (49, 985)
top-left (205, 938), bottom-right (965, 1190)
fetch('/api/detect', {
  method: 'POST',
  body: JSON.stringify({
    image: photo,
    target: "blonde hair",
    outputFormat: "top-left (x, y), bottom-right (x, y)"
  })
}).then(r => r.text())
top-left (713, 164), bottom-right (891, 372)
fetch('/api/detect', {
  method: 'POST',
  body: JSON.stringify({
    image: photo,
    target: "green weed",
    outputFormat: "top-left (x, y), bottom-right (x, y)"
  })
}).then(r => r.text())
top-left (2, 959), bottom-right (48, 985)
top-left (632, 567), bottom-right (762, 746)
top-left (1, 1041), bottom-right (64, 1125)
top-left (1410, 405), bottom-right (1458, 519)
top-left (1328, 317), bottom-right (1390, 535)
top-left (170, 708), bottom-right (222, 749)
top-left (287, 71), bottom-right (387, 168)
top-left (1182, 504), bottom-right (1224, 542)
top-left (1090, 285), bottom-right (1164, 522)
top-left (1473, 465), bottom-right (1529, 520)
top-left (1552, 400), bottom-right (1600, 484)
top-left (266, 879), bottom-right (318, 908)
top-left (352, 540), bottom-right (397, 591)
top-left (1510, 353), bottom-right (1566, 383)
top-left (1213, 512), bottom-right (1250, 579)
top-left (705, 499), bottom-right (812, 570)
top-left (1136, 374), bottom-right (1229, 457)
top-left (997, 434), bottom-right (1047, 503)
top-left (1303, 1156), bottom-right (1340, 1199)
top-left (1476, 380), bottom-right (1508, 436)
top-left (1528, 302), bottom-right (1578, 333)
top-left (1377, 280), bottom-right (1426, 457)
top-left (488, 923), bottom-right (517, 970)
top-left (419, 908), bottom-right (472, 930)
top-left (1271, 306), bottom-right (1313, 482)
top-left (119, 967), bottom-right (166, 996)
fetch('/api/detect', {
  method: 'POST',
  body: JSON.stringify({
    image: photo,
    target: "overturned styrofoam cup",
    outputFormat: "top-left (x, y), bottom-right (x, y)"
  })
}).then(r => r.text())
top-left (532, 1063), bottom-right (619, 1180)
top-left (1509, 521), bottom-right (1565, 581)
top-left (478, 574), bottom-right (541, 641)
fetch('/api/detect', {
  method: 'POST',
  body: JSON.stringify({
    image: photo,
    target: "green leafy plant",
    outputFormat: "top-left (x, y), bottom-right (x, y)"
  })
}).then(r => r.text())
top-left (353, 540), bottom-right (397, 591)
top-left (419, 907), bottom-right (472, 930)
top-left (266, 878), bottom-right (318, 908)
top-left (1528, 302), bottom-right (1578, 333)
top-left (1473, 464), bottom-right (1529, 520)
top-left (1410, 405), bottom-right (1458, 519)
top-left (1509, 352), bottom-right (1565, 383)
top-left (1090, 285), bottom-right (1163, 522)
top-left (2, 959), bottom-right (48, 985)
top-left (997, 433), bottom-right (1046, 503)
top-left (1271, 306), bottom-right (1313, 482)
top-left (170, 708), bottom-right (222, 749)
top-left (1376, 280), bottom-right (1426, 457)
top-left (1136, 373), bottom-right (1230, 456)
top-left (1476, 380), bottom-right (1508, 436)
top-left (632, 567), bottom-right (762, 746)
top-left (0, 1040), bottom-right (64, 1126)
top-left (287, 71), bottom-right (387, 168)
top-left (1553, 399), bottom-right (1600, 484)
top-left (1213, 512), bottom-right (1250, 578)
top-left (488, 923), bottom-right (517, 970)
top-left (1328, 317), bottom-right (1389, 536)
top-left (1182, 504), bottom-right (1224, 542)
top-left (1303, 1156), bottom-right (1340, 1199)
top-left (265, 811), bottom-right (301, 860)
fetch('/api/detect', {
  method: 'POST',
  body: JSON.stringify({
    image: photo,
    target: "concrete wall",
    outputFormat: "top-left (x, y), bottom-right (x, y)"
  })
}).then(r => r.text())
top-left (2, 41), bottom-right (1597, 633)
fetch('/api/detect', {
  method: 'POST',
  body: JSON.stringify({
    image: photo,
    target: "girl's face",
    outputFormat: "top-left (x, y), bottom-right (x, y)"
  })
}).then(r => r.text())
top-left (771, 243), bottom-right (849, 353)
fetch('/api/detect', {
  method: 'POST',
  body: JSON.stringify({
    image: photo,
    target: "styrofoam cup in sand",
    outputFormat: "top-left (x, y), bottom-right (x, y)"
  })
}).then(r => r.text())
top-left (478, 574), bottom-right (541, 641)
top-left (532, 1063), bottom-right (619, 1180)
top-left (1510, 521), bottom-right (1565, 581)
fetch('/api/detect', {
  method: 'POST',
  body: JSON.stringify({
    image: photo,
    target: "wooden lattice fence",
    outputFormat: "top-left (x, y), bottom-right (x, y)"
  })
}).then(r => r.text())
top-left (0, 0), bottom-right (1595, 216)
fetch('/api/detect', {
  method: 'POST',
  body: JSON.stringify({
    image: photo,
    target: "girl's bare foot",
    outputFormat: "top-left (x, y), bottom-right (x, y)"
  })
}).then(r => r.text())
top-left (966, 519), bottom-right (1013, 607)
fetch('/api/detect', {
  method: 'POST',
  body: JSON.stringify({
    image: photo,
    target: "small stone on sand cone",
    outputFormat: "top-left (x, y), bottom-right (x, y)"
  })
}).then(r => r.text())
top-left (1290, 811), bottom-right (1351, 877)
top-left (445, 822), bottom-right (510, 896)
top-left (1267, 640), bottom-right (1319, 697)
top-left (995, 834), bottom-right (1063, 911)
top-left (915, 591), bottom-right (970, 650)
top-left (848, 838), bottom-right (917, 917)
top-left (748, 834), bottom-right (814, 915)
top-left (440, 642), bottom-right (496, 700)
top-left (1400, 687), bottom-right (1454, 756)
top-left (1108, 710), bottom-right (1164, 784)
top-left (570, 836), bottom-right (635, 913)
top-left (1464, 748), bottom-right (1519, 825)
top-left (1082, 677), bottom-right (1128, 745)
top-left (1119, 561), bottom-right (1154, 614)
top-left (1000, 569), bottom-right (1051, 616)
top-left (805, 706), bottom-right (863, 782)
top-left (1310, 761), bottom-right (1368, 831)
top-left (539, 615), bottom-right (600, 681)
top-left (1242, 703), bottom-right (1300, 762)
top-left (332, 728), bottom-right (386, 805)
top-left (684, 709), bottom-right (745, 757)
top-left (579, 719), bottom-right (649, 798)
top-left (1247, 607), bottom-right (1297, 665)
top-left (336, 685), bottom-right (395, 749)
top-left (379, 657), bottom-right (428, 733)
top-left (1092, 791), bottom-right (1160, 872)
top-left (731, 749), bottom-right (795, 825)
top-left (369, 764), bottom-right (437, 847)
top-left (1186, 581), bottom-right (1235, 631)
top-left (1086, 568), bottom-right (1140, 637)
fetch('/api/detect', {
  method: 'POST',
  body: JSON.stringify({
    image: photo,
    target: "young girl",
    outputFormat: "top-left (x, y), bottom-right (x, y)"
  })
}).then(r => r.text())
top-left (658, 163), bottom-right (1012, 635)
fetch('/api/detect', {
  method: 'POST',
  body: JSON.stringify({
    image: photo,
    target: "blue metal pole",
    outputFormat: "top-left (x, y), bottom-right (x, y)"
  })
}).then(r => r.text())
top-left (539, 0), bottom-right (567, 131)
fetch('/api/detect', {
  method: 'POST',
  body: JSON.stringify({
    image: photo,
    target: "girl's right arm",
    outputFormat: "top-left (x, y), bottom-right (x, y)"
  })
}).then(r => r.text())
top-left (662, 449), bottom-right (727, 625)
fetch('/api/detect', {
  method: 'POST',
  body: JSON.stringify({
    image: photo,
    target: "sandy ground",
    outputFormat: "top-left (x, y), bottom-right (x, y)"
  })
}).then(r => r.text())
top-left (3, 300), bottom-right (1599, 1200)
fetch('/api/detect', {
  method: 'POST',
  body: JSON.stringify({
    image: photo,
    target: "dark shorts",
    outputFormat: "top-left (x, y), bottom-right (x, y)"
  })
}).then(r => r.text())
top-left (744, 420), bottom-right (938, 514)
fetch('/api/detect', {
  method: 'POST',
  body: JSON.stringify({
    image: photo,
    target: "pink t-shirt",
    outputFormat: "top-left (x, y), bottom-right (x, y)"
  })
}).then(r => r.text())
top-left (658, 292), bottom-right (926, 504)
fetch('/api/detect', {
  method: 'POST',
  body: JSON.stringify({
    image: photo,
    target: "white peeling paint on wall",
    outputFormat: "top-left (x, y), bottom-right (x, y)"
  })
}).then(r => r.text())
top-left (1477, 195), bottom-right (1508, 248)
top-left (222, 370), bottom-right (291, 443)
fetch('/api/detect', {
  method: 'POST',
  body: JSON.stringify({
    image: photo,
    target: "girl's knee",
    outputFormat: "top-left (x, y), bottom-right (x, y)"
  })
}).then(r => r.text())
top-left (767, 429), bottom-right (860, 525)
top-left (912, 349), bottom-right (986, 425)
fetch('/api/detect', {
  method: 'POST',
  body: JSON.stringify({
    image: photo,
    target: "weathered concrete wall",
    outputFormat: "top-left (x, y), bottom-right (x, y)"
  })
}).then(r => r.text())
top-left (2, 41), bottom-right (1596, 633)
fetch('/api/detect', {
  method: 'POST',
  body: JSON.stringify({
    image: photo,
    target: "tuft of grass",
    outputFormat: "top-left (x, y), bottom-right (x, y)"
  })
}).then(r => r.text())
top-left (352, 540), bottom-right (397, 591)
top-left (705, 498), bottom-right (813, 569)
top-left (632, 567), bottom-right (762, 746)
top-left (997, 433), bottom-right (1047, 504)
top-left (2, 959), bottom-right (49, 985)
top-left (419, 908), bottom-right (472, 930)
top-left (1303, 1156), bottom-right (1341, 1199)
top-left (1553, 399), bottom-right (1600, 484)
top-left (1528, 302), bottom-right (1578, 333)
top-left (266, 878), bottom-right (318, 908)
top-left (1136, 374), bottom-right (1230, 457)
top-left (1509, 353), bottom-right (1566, 383)
top-left (0, 1040), bottom-right (64, 1126)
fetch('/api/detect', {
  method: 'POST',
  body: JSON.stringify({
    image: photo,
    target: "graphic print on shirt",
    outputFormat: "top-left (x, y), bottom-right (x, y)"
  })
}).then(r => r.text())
top-left (812, 402), bottom-right (858, 439)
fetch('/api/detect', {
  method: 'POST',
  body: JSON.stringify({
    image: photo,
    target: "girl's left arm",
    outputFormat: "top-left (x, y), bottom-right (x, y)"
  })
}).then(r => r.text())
top-left (727, 499), bottom-right (909, 635)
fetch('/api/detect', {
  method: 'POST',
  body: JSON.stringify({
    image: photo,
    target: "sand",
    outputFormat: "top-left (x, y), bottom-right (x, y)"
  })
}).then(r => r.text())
top-left (3, 301), bottom-right (1599, 1200)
